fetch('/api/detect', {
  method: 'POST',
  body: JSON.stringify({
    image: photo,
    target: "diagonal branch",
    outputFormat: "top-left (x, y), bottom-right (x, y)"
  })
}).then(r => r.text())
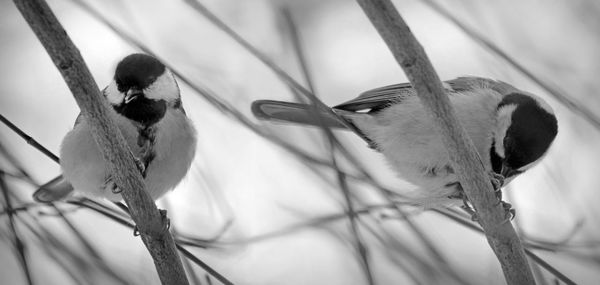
top-left (422, 0), bottom-right (600, 131)
top-left (12, 0), bottom-right (189, 284)
top-left (355, 0), bottom-right (536, 284)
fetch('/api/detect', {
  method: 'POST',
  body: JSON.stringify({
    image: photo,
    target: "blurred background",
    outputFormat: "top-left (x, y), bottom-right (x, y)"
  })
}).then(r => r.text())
top-left (1, 0), bottom-right (599, 284)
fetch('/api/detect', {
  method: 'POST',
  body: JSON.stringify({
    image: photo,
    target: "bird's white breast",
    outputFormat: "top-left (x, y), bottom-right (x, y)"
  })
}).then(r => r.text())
top-left (351, 89), bottom-right (502, 202)
top-left (143, 109), bottom-right (197, 200)
top-left (59, 108), bottom-right (196, 201)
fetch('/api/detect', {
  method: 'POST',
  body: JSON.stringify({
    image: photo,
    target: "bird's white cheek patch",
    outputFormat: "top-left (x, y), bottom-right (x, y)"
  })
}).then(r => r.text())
top-left (494, 104), bottom-right (517, 157)
top-left (105, 80), bottom-right (124, 105)
top-left (144, 71), bottom-right (179, 101)
top-left (526, 92), bottom-right (555, 115)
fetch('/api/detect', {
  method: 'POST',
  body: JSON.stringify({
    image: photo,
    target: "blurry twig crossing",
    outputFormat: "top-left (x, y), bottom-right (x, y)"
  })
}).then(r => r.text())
top-left (423, 0), bottom-right (600, 131)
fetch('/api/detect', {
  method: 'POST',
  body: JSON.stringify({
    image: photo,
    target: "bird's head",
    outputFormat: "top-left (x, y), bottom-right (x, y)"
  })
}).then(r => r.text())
top-left (105, 53), bottom-right (180, 126)
top-left (491, 92), bottom-right (558, 181)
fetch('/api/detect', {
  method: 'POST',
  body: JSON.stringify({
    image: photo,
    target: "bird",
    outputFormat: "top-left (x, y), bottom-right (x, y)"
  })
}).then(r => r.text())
top-left (33, 53), bottom-right (197, 202)
top-left (251, 77), bottom-right (558, 209)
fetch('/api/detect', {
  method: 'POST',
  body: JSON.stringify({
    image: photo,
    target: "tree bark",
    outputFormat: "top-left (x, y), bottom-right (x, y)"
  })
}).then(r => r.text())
top-left (13, 0), bottom-right (189, 284)
top-left (355, 0), bottom-right (535, 284)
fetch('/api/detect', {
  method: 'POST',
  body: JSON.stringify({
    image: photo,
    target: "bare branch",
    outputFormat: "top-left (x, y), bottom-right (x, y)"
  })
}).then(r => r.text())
top-left (12, 0), bottom-right (189, 284)
top-left (355, 0), bottom-right (536, 284)
top-left (281, 8), bottom-right (374, 284)
top-left (422, 0), bottom-right (600, 131)
top-left (0, 114), bottom-right (59, 163)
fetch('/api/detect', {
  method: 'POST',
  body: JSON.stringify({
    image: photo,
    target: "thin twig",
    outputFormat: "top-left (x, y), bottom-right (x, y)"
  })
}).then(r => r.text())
top-left (5, 1), bottom-right (576, 282)
top-left (182, 0), bottom-right (367, 139)
top-left (280, 8), bottom-right (374, 284)
top-left (280, 7), bottom-right (317, 94)
top-left (175, 245), bottom-right (234, 285)
top-left (67, 198), bottom-right (234, 284)
top-left (175, 228), bottom-right (204, 285)
top-left (433, 209), bottom-right (577, 285)
top-left (70, 3), bottom-right (513, 282)
top-left (422, 0), bottom-right (600, 131)
top-left (2, 106), bottom-right (573, 282)
top-left (13, 0), bottom-right (189, 284)
top-left (69, 0), bottom-right (367, 180)
top-left (523, 251), bottom-right (577, 285)
top-left (355, 0), bottom-right (535, 284)
top-left (17, 215), bottom-right (96, 284)
top-left (0, 105), bottom-right (231, 282)
top-left (0, 142), bottom-right (131, 283)
top-left (283, 7), bottom-right (454, 269)
top-left (0, 173), bottom-right (34, 285)
top-left (281, 6), bottom-right (455, 276)
top-left (0, 114), bottom-right (60, 163)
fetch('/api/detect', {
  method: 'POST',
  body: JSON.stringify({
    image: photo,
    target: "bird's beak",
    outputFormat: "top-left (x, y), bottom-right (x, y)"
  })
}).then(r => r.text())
top-left (124, 88), bottom-right (143, 104)
top-left (500, 163), bottom-right (521, 179)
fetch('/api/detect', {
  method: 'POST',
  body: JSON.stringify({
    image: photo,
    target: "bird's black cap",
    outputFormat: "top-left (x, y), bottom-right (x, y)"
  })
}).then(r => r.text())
top-left (114, 53), bottom-right (165, 92)
top-left (112, 54), bottom-right (168, 126)
top-left (498, 93), bottom-right (558, 170)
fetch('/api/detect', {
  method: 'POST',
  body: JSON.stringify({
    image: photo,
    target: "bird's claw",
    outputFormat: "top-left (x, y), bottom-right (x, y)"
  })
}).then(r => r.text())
top-left (449, 174), bottom-right (514, 223)
top-left (133, 209), bottom-right (171, 236)
top-left (456, 191), bottom-right (479, 222)
top-left (130, 150), bottom-right (146, 177)
top-left (487, 172), bottom-right (507, 205)
top-left (489, 172), bottom-right (505, 190)
top-left (159, 209), bottom-right (171, 234)
top-left (461, 204), bottom-right (478, 222)
top-left (501, 201), bottom-right (516, 223)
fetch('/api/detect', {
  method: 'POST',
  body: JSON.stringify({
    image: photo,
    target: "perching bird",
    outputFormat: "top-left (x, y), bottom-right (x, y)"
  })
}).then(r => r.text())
top-left (34, 53), bottom-right (197, 202)
top-left (252, 77), bottom-right (558, 207)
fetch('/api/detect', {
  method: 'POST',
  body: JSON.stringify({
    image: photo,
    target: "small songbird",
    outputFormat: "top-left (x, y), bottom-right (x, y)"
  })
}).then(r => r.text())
top-left (252, 77), bottom-right (558, 208)
top-left (34, 53), bottom-right (197, 202)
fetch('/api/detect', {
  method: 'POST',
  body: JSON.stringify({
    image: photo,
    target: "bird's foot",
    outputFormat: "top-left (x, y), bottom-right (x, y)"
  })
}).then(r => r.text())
top-left (133, 209), bottom-right (171, 236)
top-left (461, 205), bottom-right (478, 222)
top-left (489, 172), bottom-right (505, 191)
top-left (500, 201), bottom-right (516, 223)
top-left (447, 173), bottom-right (513, 222)
top-left (488, 172), bottom-right (506, 204)
top-left (488, 172), bottom-right (515, 222)
top-left (459, 193), bottom-right (479, 222)
top-left (446, 182), bottom-right (478, 221)
top-left (159, 209), bottom-right (171, 234)
top-left (130, 150), bottom-right (146, 177)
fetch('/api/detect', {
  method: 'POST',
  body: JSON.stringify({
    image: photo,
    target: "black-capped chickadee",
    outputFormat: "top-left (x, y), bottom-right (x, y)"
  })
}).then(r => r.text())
top-left (34, 53), bottom-right (197, 202)
top-left (252, 77), bottom-right (558, 206)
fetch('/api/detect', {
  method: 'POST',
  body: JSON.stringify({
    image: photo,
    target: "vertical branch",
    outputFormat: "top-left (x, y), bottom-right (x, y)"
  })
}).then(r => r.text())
top-left (12, 0), bottom-right (189, 284)
top-left (355, 0), bottom-right (535, 284)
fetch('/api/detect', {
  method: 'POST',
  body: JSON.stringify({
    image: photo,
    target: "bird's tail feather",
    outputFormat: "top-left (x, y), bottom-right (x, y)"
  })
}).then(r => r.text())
top-left (33, 175), bottom-right (74, 203)
top-left (251, 100), bottom-right (347, 128)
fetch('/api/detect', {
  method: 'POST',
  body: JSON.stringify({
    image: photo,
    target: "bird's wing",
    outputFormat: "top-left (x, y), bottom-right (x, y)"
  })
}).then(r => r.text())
top-left (32, 175), bottom-right (74, 203)
top-left (74, 112), bottom-right (84, 127)
top-left (446, 76), bottom-right (520, 95)
top-left (334, 82), bottom-right (447, 112)
top-left (334, 77), bottom-right (518, 113)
